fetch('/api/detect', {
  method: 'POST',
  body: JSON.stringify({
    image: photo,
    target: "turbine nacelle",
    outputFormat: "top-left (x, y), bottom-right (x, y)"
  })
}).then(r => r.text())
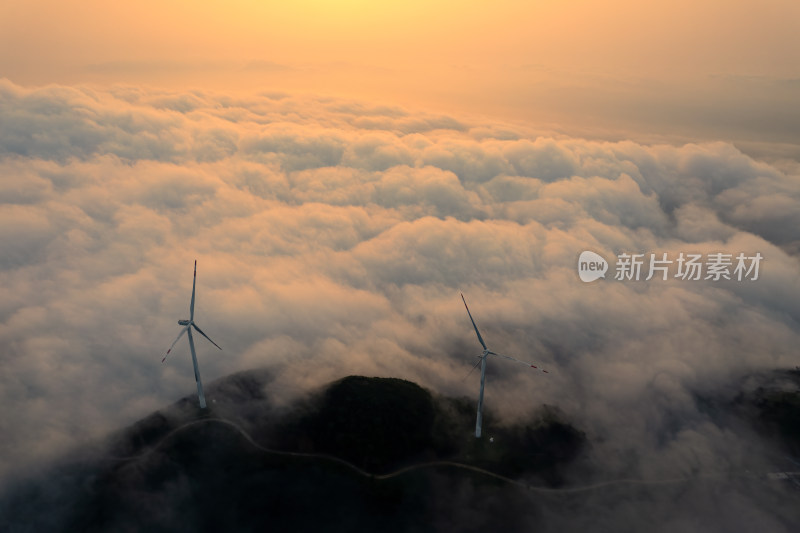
top-left (178, 319), bottom-right (191, 326)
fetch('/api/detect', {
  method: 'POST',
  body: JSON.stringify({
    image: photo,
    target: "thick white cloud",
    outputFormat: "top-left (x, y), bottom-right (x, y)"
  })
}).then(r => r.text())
top-left (0, 79), bottom-right (799, 501)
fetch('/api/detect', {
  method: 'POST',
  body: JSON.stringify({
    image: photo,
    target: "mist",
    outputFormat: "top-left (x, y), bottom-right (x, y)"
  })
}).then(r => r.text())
top-left (0, 78), bottom-right (799, 529)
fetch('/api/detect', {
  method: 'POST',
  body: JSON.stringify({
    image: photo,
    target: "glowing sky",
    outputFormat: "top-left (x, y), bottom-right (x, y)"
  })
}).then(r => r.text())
top-left (2, 1), bottom-right (799, 158)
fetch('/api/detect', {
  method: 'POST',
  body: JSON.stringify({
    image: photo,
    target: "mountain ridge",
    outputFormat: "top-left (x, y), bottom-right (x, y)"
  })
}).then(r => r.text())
top-left (2, 368), bottom-right (799, 532)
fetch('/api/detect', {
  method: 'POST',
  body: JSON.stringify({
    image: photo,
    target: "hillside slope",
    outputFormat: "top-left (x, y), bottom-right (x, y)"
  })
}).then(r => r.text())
top-left (2, 369), bottom-right (799, 533)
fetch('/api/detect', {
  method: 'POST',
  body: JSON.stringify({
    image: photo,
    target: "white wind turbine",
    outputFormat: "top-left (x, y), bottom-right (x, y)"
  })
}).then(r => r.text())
top-left (461, 293), bottom-right (547, 438)
top-left (162, 260), bottom-right (221, 408)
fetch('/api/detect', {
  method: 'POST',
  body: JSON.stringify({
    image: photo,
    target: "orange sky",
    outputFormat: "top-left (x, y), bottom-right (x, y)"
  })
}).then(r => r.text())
top-left (2, 0), bottom-right (799, 157)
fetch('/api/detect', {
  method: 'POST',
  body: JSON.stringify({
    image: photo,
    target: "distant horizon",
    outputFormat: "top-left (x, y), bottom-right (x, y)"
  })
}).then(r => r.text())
top-left (2, 1), bottom-right (798, 163)
top-left (3, 71), bottom-right (797, 169)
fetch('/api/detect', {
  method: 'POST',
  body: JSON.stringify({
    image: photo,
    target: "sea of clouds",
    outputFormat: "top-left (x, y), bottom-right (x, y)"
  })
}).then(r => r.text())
top-left (1, 78), bottom-right (798, 511)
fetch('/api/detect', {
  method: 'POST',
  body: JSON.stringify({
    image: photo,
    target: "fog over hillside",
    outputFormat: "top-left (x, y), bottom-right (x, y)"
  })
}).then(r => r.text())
top-left (1, 371), bottom-right (798, 532)
top-left (1, 79), bottom-right (799, 529)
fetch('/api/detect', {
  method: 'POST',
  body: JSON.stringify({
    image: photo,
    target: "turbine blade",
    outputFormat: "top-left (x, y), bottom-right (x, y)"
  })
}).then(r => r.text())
top-left (461, 356), bottom-right (483, 382)
top-left (162, 326), bottom-right (189, 363)
top-left (487, 350), bottom-right (548, 373)
top-left (192, 323), bottom-right (222, 350)
top-left (189, 260), bottom-right (197, 321)
top-left (461, 293), bottom-right (487, 350)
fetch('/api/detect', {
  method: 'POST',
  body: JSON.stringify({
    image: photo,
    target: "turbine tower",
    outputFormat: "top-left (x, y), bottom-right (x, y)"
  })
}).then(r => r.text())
top-left (461, 293), bottom-right (547, 438)
top-left (162, 260), bottom-right (221, 408)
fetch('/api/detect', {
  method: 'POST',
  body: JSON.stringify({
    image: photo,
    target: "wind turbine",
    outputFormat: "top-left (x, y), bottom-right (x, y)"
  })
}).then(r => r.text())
top-left (162, 260), bottom-right (221, 409)
top-left (461, 293), bottom-right (547, 438)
